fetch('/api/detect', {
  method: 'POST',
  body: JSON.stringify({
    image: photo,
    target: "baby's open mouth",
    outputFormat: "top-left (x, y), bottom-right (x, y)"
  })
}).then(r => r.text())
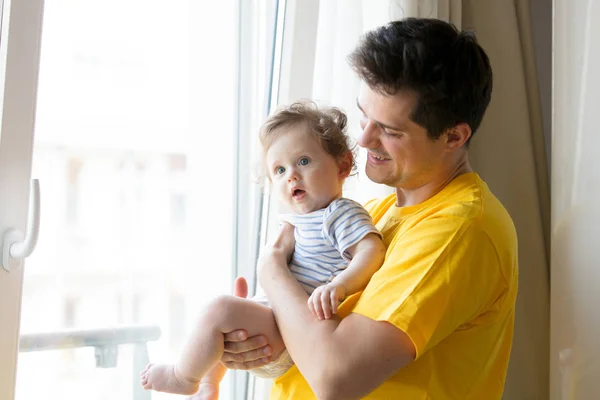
top-left (292, 189), bottom-right (306, 199)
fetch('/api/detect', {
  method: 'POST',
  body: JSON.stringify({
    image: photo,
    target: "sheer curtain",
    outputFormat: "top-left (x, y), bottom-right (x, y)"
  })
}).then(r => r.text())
top-left (552, 0), bottom-right (600, 398)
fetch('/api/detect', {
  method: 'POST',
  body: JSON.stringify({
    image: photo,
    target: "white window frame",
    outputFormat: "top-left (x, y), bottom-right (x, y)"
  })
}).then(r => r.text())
top-left (248, 1), bottom-right (320, 398)
top-left (0, 1), bottom-right (279, 399)
top-left (0, 0), bottom-right (45, 397)
top-left (257, 0), bottom-right (320, 252)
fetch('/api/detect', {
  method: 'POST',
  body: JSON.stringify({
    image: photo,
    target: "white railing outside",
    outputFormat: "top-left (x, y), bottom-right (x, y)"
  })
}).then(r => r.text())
top-left (19, 325), bottom-right (161, 400)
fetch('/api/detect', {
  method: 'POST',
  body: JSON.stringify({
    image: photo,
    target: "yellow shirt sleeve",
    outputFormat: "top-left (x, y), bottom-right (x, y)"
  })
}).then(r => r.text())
top-left (353, 215), bottom-right (508, 359)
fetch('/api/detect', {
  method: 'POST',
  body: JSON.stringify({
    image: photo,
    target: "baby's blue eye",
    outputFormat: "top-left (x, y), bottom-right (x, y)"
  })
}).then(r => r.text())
top-left (298, 157), bottom-right (310, 166)
top-left (276, 166), bottom-right (285, 175)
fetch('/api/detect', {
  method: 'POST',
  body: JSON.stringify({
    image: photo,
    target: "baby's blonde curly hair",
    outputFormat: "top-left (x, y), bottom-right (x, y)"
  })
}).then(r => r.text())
top-left (258, 100), bottom-right (356, 182)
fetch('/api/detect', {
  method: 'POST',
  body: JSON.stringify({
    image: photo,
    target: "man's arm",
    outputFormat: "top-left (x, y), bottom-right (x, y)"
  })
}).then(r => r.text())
top-left (259, 226), bottom-right (416, 400)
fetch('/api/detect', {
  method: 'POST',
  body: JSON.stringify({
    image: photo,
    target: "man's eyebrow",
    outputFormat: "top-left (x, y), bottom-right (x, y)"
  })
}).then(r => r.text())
top-left (356, 98), bottom-right (406, 132)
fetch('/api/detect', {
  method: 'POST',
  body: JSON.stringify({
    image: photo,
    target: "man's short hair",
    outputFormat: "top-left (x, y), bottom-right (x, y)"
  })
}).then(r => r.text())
top-left (348, 18), bottom-right (493, 144)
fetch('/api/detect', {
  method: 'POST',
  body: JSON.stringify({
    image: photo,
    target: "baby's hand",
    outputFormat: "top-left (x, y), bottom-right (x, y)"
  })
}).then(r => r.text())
top-left (307, 282), bottom-right (347, 320)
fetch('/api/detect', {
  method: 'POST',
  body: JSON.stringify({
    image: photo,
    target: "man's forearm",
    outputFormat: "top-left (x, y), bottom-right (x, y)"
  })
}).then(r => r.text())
top-left (259, 250), bottom-right (344, 396)
top-left (259, 248), bottom-right (415, 400)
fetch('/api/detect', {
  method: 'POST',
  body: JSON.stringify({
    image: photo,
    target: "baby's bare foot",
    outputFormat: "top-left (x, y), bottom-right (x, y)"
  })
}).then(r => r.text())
top-left (186, 382), bottom-right (220, 400)
top-left (140, 363), bottom-right (200, 395)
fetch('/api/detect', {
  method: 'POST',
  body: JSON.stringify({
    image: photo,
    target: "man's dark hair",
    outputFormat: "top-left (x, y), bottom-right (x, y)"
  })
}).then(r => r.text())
top-left (348, 18), bottom-right (492, 144)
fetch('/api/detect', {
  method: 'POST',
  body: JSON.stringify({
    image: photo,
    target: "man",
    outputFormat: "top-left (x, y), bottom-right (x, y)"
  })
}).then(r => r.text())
top-left (220, 18), bottom-right (518, 399)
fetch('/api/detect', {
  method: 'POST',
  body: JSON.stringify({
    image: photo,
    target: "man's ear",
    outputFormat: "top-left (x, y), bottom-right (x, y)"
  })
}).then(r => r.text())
top-left (445, 123), bottom-right (472, 149)
top-left (338, 152), bottom-right (353, 179)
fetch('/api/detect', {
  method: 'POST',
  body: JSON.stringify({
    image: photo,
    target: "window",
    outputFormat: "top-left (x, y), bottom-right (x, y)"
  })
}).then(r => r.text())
top-left (9, 1), bottom-right (278, 399)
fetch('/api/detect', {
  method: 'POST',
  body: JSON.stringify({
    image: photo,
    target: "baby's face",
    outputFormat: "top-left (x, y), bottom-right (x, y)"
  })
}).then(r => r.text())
top-left (266, 125), bottom-right (344, 214)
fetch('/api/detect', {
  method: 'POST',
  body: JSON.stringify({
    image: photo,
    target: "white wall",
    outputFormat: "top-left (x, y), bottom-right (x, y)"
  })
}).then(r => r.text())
top-left (551, 0), bottom-right (600, 398)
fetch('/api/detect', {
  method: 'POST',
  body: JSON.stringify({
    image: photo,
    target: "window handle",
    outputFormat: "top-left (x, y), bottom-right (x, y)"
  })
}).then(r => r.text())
top-left (2, 179), bottom-right (40, 272)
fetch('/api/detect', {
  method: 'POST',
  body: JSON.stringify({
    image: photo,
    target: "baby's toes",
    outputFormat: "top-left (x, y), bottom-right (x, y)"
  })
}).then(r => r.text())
top-left (140, 365), bottom-right (152, 386)
top-left (141, 363), bottom-right (153, 375)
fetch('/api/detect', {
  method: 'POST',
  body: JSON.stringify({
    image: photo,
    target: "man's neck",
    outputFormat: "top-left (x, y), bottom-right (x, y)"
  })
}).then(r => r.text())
top-left (395, 158), bottom-right (473, 207)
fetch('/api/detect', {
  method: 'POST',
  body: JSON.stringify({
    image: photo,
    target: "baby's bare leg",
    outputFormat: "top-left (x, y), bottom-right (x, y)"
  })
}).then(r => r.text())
top-left (187, 363), bottom-right (226, 400)
top-left (141, 295), bottom-right (284, 395)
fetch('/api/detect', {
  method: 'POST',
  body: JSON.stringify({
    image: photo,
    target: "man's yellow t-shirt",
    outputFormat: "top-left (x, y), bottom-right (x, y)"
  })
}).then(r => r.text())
top-left (270, 173), bottom-right (518, 399)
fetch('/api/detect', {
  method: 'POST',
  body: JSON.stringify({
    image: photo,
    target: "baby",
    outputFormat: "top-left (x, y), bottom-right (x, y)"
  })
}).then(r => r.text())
top-left (141, 101), bottom-right (386, 399)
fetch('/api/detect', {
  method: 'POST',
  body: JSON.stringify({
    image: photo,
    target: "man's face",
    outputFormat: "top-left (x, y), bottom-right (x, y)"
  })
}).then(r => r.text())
top-left (356, 84), bottom-right (447, 190)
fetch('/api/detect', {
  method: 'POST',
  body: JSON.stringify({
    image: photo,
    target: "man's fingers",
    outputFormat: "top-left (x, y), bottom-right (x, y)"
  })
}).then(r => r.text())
top-left (224, 334), bottom-right (268, 353)
top-left (233, 277), bottom-right (248, 298)
top-left (222, 345), bottom-right (272, 363)
top-left (222, 357), bottom-right (272, 371)
top-left (223, 329), bottom-right (248, 343)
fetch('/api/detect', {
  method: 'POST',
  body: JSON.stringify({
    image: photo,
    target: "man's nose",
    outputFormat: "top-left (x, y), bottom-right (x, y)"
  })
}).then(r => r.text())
top-left (358, 120), bottom-right (381, 149)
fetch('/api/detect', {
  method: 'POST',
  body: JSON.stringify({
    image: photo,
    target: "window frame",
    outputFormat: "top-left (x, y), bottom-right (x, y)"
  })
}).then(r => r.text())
top-left (0, 0), bottom-right (45, 397)
top-left (0, 0), bottom-right (281, 399)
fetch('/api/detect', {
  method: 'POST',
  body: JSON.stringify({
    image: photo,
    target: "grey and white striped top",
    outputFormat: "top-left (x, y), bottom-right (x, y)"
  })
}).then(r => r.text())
top-left (280, 198), bottom-right (381, 294)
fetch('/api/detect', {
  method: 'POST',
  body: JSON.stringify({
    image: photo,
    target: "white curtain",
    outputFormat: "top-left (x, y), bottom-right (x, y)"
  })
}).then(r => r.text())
top-left (552, 0), bottom-right (600, 398)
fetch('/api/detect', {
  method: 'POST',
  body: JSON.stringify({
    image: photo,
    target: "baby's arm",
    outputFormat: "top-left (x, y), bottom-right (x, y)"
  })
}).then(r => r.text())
top-left (333, 233), bottom-right (385, 294)
top-left (308, 233), bottom-right (385, 319)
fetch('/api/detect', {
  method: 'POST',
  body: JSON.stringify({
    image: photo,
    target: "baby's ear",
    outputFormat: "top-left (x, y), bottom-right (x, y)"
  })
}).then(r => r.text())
top-left (338, 152), bottom-right (353, 179)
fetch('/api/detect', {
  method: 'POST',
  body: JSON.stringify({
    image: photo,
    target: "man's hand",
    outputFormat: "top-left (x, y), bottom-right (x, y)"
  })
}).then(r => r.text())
top-left (220, 277), bottom-right (272, 370)
top-left (258, 222), bottom-right (295, 283)
top-left (273, 221), bottom-right (295, 257)
top-left (307, 282), bottom-right (347, 320)
top-left (224, 224), bottom-right (295, 370)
